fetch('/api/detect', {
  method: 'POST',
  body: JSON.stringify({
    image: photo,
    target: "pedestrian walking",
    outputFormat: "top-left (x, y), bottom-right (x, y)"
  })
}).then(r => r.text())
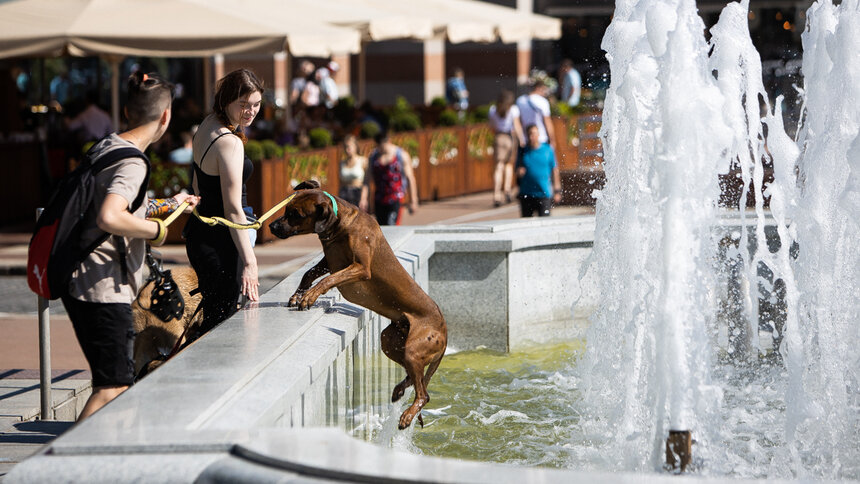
top-left (488, 89), bottom-right (524, 207)
top-left (338, 134), bottom-right (368, 207)
top-left (516, 74), bottom-right (556, 149)
top-left (516, 124), bottom-right (562, 217)
top-left (559, 59), bottom-right (582, 107)
top-left (362, 131), bottom-right (419, 225)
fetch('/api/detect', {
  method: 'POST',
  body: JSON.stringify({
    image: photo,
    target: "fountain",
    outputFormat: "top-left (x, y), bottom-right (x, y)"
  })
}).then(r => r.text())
top-left (514, 0), bottom-right (858, 478)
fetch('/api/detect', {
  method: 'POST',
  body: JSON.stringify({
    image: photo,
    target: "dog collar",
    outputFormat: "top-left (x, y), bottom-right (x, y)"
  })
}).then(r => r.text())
top-left (323, 191), bottom-right (338, 217)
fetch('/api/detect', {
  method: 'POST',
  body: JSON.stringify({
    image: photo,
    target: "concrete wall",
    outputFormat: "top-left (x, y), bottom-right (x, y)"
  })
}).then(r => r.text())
top-left (426, 218), bottom-right (597, 352)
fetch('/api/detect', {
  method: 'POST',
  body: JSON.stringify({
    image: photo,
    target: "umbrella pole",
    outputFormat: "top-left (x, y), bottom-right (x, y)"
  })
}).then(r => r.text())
top-left (358, 40), bottom-right (366, 103)
top-left (203, 56), bottom-right (213, 113)
top-left (104, 55), bottom-right (123, 131)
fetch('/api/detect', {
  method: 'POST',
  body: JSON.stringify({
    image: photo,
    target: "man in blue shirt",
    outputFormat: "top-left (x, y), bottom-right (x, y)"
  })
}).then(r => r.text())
top-left (516, 124), bottom-right (562, 217)
top-left (446, 67), bottom-right (469, 112)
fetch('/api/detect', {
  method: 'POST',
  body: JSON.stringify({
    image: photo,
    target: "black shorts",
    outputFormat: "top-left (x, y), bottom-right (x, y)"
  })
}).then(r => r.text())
top-left (519, 195), bottom-right (552, 217)
top-left (374, 201), bottom-right (402, 226)
top-left (61, 294), bottom-right (135, 387)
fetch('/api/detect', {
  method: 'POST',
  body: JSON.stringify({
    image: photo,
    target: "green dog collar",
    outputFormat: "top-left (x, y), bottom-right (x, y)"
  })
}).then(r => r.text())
top-left (323, 191), bottom-right (338, 217)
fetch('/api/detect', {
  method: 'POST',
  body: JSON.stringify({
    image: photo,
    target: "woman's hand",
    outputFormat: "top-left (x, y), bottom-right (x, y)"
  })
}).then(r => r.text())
top-left (241, 261), bottom-right (259, 302)
top-left (173, 193), bottom-right (201, 213)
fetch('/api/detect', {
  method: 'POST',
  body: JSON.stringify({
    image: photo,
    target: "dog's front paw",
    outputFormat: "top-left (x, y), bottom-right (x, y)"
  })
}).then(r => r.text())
top-left (298, 290), bottom-right (320, 310)
top-left (288, 290), bottom-right (305, 307)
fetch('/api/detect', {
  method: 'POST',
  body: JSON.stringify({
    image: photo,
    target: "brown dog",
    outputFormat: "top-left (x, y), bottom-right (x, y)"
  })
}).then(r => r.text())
top-left (269, 180), bottom-right (447, 430)
top-left (132, 266), bottom-right (203, 379)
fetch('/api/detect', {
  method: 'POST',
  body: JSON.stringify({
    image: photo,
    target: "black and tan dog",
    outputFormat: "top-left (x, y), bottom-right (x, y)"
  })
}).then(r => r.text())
top-left (269, 180), bottom-right (447, 429)
top-left (132, 266), bottom-right (203, 379)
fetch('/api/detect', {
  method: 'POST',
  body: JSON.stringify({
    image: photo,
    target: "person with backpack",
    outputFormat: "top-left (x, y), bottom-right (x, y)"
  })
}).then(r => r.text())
top-left (515, 74), bottom-right (556, 149)
top-left (40, 71), bottom-right (196, 421)
top-left (361, 131), bottom-right (419, 226)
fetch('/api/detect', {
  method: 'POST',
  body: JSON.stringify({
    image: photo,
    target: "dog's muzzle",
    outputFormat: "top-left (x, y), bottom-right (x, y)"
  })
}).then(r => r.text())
top-left (269, 219), bottom-right (292, 239)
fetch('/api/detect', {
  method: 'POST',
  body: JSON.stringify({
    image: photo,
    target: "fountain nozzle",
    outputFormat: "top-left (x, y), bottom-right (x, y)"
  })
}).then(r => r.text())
top-left (665, 430), bottom-right (692, 473)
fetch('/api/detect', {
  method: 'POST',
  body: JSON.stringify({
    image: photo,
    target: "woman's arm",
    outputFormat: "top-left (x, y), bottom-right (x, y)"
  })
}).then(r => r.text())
top-left (401, 150), bottom-right (419, 212)
top-left (215, 136), bottom-right (259, 301)
top-left (513, 116), bottom-right (525, 148)
top-left (359, 156), bottom-right (371, 211)
top-left (544, 114), bottom-right (556, 148)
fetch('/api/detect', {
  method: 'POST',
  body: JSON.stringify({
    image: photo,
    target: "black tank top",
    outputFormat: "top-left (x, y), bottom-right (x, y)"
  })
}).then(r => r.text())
top-left (192, 132), bottom-right (253, 217)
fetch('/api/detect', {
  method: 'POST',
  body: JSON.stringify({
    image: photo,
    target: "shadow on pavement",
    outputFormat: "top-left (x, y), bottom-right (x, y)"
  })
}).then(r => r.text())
top-left (1, 420), bottom-right (74, 445)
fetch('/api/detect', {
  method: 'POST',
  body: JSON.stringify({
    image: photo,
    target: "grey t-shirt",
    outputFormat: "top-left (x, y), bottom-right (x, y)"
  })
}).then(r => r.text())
top-left (68, 134), bottom-right (148, 304)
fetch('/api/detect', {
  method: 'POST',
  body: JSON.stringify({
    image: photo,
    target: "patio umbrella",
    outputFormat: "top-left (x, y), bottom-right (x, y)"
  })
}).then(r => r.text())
top-left (317, 0), bottom-right (561, 44)
top-left (0, 0), bottom-right (361, 126)
top-left (0, 0), bottom-right (360, 59)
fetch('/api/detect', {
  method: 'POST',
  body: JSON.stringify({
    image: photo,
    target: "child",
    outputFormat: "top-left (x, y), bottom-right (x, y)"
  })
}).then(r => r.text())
top-left (516, 124), bottom-right (562, 217)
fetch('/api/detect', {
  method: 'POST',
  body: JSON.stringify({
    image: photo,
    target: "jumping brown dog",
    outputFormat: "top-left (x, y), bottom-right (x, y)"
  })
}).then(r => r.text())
top-left (269, 180), bottom-right (447, 430)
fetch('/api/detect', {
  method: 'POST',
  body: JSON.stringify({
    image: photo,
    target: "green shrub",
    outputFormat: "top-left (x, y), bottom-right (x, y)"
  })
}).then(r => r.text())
top-left (308, 127), bottom-right (333, 148)
top-left (391, 96), bottom-right (413, 114)
top-left (438, 108), bottom-right (459, 126)
top-left (430, 96), bottom-right (447, 108)
top-left (389, 112), bottom-right (422, 132)
top-left (261, 139), bottom-right (284, 159)
top-left (149, 160), bottom-right (191, 198)
top-left (360, 120), bottom-right (382, 139)
top-left (387, 96), bottom-right (422, 132)
top-left (244, 140), bottom-right (264, 163)
top-left (284, 144), bottom-right (300, 154)
top-left (470, 104), bottom-right (490, 123)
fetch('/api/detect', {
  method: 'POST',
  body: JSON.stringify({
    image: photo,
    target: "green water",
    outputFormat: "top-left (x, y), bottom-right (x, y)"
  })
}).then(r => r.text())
top-left (407, 340), bottom-right (585, 467)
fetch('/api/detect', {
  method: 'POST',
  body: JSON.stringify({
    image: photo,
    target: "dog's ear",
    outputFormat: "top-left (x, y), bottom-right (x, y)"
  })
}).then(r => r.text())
top-left (314, 198), bottom-right (337, 234)
top-left (294, 180), bottom-right (320, 191)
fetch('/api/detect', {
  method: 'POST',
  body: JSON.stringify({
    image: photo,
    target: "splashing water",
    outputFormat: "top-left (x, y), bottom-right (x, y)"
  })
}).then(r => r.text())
top-left (574, 0), bottom-right (860, 478)
top-left (375, 0), bottom-right (858, 478)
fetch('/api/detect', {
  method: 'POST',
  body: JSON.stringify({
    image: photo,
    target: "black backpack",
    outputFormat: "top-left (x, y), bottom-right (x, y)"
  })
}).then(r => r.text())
top-left (27, 145), bottom-right (150, 300)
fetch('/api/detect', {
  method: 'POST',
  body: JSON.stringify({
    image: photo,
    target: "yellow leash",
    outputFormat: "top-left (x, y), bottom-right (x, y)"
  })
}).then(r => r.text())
top-left (189, 193), bottom-right (297, 230)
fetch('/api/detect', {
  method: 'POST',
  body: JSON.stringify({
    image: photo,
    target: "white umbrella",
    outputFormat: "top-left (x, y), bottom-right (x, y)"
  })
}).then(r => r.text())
top-left (0, 0), bottom-right (361, 126)
top-left (0, 0), bottom-right (360, 59)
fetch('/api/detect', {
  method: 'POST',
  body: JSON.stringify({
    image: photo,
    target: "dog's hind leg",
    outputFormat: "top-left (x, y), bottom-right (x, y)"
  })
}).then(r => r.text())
top-left (398, 353), bottom-right (429, 430)
top-left (423, 352), bottom-right (444, 387)
top-left (381, 318), bottom-right (412, 402)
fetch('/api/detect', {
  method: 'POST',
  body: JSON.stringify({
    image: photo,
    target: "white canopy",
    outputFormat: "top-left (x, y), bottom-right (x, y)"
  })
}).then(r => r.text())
top-left (0, 0), bottom-right (361, 59)
top-left (257, 0), bottom-right (560, 44)
top-left (347, 0), bottom-right (561, 44)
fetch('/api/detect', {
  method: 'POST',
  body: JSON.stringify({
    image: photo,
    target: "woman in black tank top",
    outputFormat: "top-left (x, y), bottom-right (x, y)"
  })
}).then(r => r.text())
top-left (184, 69), bottom-right (264, 338)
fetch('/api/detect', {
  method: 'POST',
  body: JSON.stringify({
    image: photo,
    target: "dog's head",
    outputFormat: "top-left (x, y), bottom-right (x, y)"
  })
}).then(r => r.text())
top-left (269, 180), bottom-right (339, 239)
